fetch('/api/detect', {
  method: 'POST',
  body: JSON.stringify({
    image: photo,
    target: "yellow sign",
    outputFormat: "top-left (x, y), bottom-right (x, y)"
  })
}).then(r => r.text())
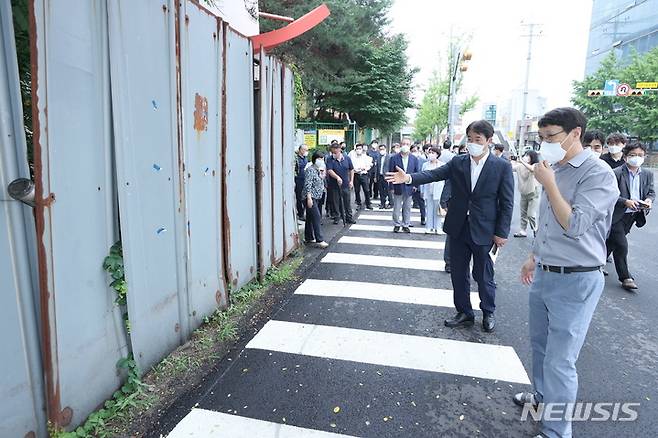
top-left (303, 130), bottom-right (317, 148)
top-left (318, 129), bottom-right (345, 145)
top-left (636, 82), bottom-right (658, 89)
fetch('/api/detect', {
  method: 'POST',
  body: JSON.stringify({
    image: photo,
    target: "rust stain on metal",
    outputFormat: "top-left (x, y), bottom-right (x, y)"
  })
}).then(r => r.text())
top-left (174, 323), bottom-right (180, 333)
top-left (60, 407), bottom-right (73, 426)
top-left (28, 0), bottom-right (63, 427)
top-left (250, 265), bottom-right (255, 274)
top-left (193, 93), bottom-right (208, 132)
top-left (215, 289), bottom-right (222, 305)
top-left (174, 1), bottom-right (186, 212)
top-left (220, 20), bottom-right (233, 299)
top-left (162, 4), bottom-right (167, 12)
top-left (185, 14), bottom-right (190, 24)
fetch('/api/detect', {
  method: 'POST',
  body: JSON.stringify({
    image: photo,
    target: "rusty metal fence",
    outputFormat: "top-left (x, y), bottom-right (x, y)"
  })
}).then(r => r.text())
top-left (1, 1), bottom-right (298, 436)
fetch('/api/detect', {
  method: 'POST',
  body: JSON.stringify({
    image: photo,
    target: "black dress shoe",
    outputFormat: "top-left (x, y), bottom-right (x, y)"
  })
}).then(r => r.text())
top-left (346, 218), bottom-right (357, 224)
top-left (420, 220), bottom-right (426, 226)
top-left (366, 205), bottom-right (374, 210)
top-left (444, 312), bottom-right (475, 328)
top-left (332, 218), bottom-right (340, 225)
top-left (402, 226), bottom-right (411, 233)
top-left (483, 313), bottom-right (496, 332)
top-left (393, 226), bottom-right (400, 233)
top-left (444, 264), bottom-right (451, 273)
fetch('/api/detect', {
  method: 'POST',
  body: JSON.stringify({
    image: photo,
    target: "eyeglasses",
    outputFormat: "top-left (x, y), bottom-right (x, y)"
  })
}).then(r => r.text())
top-left (537, 130), bottom-right (566, 142)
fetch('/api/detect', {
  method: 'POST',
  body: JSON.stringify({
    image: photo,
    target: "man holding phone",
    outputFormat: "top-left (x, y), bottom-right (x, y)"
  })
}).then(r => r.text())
top-left (605, 141), bottom-right (655, 291)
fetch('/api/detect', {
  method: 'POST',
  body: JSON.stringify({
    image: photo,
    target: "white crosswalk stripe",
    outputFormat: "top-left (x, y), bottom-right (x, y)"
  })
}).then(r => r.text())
top-left (246, 320), bottom-right (531, 385)
top-left (167, 409), bottom-right (358, 437)
top-left (338, 235), bottom-right (445, 249)
top-left (349, 223), bottom-right (445, 234)
top-left (294, 279), bottom-right (478, 308)
top-left (321, 252), bottom-right (445, 271)
top-left (358, 214), bottom-right (423, 221)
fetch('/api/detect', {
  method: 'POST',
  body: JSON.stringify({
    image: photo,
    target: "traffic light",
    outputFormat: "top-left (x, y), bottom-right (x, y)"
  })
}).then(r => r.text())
top-left (629, 89), bottom-right (645, 96)
top-left (588, 90), bottom-right (603, 96)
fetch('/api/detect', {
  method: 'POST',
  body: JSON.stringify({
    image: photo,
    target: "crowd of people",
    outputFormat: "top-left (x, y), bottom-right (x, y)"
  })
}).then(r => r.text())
top-left (295, 108), bottom-right (654, 438)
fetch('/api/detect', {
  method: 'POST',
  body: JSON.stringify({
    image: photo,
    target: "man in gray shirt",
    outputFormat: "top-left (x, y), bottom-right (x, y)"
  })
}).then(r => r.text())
top-left (514, 108), bottom-right (618, 438)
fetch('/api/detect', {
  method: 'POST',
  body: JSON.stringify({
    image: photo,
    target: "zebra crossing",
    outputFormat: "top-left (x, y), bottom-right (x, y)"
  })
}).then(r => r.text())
top-left (165, 208), bottom-right (533, 437)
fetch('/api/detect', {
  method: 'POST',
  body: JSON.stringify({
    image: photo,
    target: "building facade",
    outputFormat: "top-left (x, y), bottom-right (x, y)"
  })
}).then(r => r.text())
top-left (585, 0), bottom-right (658, 76)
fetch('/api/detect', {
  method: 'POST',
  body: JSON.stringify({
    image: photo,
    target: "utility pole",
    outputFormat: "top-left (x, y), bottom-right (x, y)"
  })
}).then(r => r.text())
top-left (446, 41), bottom-right (471, 144)
top-left (518, 23), bottom-right (541, 150)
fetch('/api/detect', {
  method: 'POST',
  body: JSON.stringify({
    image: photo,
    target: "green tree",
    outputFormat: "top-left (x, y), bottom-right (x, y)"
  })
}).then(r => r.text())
top-left (572, 48), bottom-right (658, 141)
top-left (413, 44), bottom-right (478, 142)
top-left (258, 0), bottom-right (415, 131)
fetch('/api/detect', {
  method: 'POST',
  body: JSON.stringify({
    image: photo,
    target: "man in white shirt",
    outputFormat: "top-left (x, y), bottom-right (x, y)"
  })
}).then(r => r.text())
top-left (349, 143), bottom-right (374, 209)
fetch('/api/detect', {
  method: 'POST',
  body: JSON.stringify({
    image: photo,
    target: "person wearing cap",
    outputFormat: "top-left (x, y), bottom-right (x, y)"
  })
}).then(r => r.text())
top-left (516, 107), bottom-right (618, 438)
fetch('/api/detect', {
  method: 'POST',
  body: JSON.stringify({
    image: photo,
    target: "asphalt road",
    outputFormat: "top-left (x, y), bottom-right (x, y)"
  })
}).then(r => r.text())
top-left (150, 172), bottom-right (658, 438)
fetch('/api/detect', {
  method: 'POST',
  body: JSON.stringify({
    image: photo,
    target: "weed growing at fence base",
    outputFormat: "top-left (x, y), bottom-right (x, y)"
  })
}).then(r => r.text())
top-left (64, 255), bottom-right (302, 437)
top-left (48, 356), bottom-right (151, 438)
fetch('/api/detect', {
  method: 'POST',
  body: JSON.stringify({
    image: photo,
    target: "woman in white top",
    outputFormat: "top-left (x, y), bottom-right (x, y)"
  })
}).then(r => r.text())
top-left (511, 150), bottom-right (540, 237)
top-left (420, 146), bottom-right (445, 234)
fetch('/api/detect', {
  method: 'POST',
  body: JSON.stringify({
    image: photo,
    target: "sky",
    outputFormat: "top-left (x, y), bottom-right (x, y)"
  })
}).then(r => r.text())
top-left (388, 0), bottom-right (594, 125)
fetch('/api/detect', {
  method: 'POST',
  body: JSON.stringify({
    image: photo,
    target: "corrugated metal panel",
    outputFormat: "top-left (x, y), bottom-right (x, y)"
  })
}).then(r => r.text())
top-left (180, 1), bottom-right (227, 326)
top-left (270, 60), bottom-right (285, 263)
top-left (107, 0), bottom-right (187, 372)
top-left (0, 3), bottom-right (46, 436)
top-left (282, 66), bottom-right (299, 255)
top-left (256, 49), bottom-right (273, 277)
top-left (223, 26), bottom-right (257, 289)
top-left (31, 0), bottom-right (127, 428)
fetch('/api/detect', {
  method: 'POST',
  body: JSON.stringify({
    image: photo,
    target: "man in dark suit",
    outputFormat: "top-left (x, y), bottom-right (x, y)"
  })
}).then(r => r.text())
top-left (386, 120), bottom-right (514, 332)
top-left (377, 143), bottom-right (395, 209)
top-left (389, 139), bottom-right (420, 233)
top-left (605, 141), bottom-right (655, 290)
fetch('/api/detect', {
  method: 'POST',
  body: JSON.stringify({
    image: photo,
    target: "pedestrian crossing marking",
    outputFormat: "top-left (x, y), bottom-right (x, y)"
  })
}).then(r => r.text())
top-left (338, 235), bottom-right (445, 249)
top-left (358, 214), bottom-right (423, 222)
top-left (295, 279), bottom-right (479, 308)
top-left (167, 409), bottom-right (358, 437)
top-left (247, 320), bottom-right (531, 385)
top-left (321, 252), bottom-right (445, 271)
top-left (348, 223), bottom-right (445, 235)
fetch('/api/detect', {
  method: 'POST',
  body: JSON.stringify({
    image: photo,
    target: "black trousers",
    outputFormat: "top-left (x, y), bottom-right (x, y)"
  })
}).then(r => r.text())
top-left (606, 213), bottom-right (636, 281)
top-left (378, 176), bottom-right (390, 206)
top-left (294, 179), bottom-right (305, 219)
top-left (450, 221), bottom-right (496, 317)
top-left (369, 171), bottom-right (378, 198)
top-left (304, 201), bottom-right (324, 243)
top-left (444, 233), bottom-right (451, 267)
top-left (326, 185), bottom-right (336, 217)
top-left (412, 190), bottom-right (426, 222)
top-left (330, 186), bottom-right (353, 221)
top-left (353, 173), bottom-right (371, 207)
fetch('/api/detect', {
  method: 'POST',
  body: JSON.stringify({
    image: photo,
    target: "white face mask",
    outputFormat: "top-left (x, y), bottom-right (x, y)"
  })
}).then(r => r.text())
top-left (379, 150), bottom-right (387, 156)
top-left (608, 145), bottom-right (623, 154)
top-left (627, 156), bottom-right (644, 167)
top-left (540, 140), bottom-right (567, 164)
top-left (466, 143), bottom-right (485, 157)
top-left (315, 159), bottom-right (326, 170)
top-left (400, 145), bottom-right (410, 154)
top-left (592, 151), bottom-right (601, 159)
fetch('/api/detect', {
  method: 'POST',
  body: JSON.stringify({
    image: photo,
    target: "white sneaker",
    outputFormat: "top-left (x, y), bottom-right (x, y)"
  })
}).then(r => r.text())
top-left (315, 241), bottom-right (329, 249)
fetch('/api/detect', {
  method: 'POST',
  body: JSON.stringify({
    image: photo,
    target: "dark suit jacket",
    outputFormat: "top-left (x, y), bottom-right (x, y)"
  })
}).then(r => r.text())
top-left (612, 164), bottom-right (655, 227)
top-left (390, 153), bottom-right (420, 197)
top-left (410, 153), bottom-right (514, 245)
